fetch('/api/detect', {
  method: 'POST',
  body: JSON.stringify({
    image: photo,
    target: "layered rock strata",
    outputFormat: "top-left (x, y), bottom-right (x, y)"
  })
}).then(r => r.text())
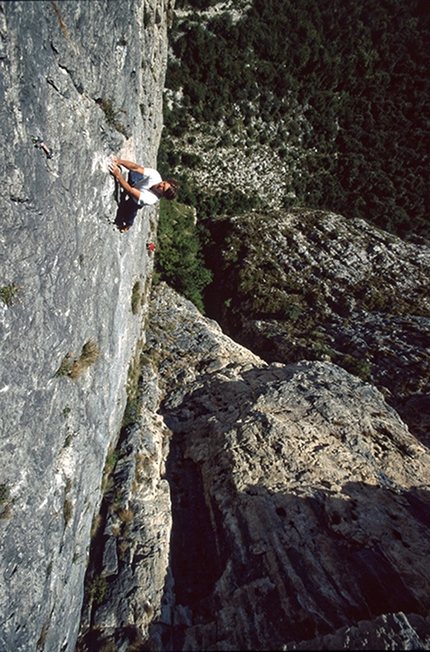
top-left (0, 2), bottom-right (171, 650)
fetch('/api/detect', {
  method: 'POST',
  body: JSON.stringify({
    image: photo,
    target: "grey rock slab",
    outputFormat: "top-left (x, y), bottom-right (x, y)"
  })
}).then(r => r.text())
top-left (0, 1), bottom-right (170, 651)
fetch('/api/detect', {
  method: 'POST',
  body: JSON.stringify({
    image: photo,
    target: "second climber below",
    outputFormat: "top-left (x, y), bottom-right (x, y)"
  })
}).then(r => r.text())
top-left (109, 156), bottom-right (179, 232)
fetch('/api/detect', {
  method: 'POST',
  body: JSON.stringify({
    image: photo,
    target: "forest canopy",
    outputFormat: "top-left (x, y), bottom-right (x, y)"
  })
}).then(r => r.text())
top-left (160, 0), bottom-right (430, 237)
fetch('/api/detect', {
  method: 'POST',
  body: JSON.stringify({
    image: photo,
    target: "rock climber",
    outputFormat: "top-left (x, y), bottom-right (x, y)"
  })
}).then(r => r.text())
top-left (108, 156), bottom-right (179, 232)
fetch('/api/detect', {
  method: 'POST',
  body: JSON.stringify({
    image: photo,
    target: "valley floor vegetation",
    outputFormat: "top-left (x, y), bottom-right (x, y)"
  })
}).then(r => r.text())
top-left (158, 0), bottom-right (429, 234)
top-left (154, 198), bottom-right (212, 313)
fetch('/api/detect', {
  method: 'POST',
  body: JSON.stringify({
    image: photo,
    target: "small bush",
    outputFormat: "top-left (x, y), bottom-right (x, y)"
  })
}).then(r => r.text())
top-left (89, 575), bottom-right (108, 605)
top-left (0, 283), bottom-right (23, 306)
top-left (97, 98), bottom-right (128, 137)
top-left (118, 507), bottom-right (134, 523)
top-left (101, 445), bottom-right (119, 492)
top-left (56, 353), bottom-right (74, 377)
top-left (122, 340), bottom-right (145, 427)
top-left (0, 484), bottom-right (10, 505)
top-left (90, 514), bottom-right (102, 539)
top-left (0, 504), bottom-right (11, 519)
top-left (63, 498), bottom-right (73, 526)
top-left (342, 354), bottom-right (372, 381)
top-left (0, 484), bottom-right (11, 519)
top-left (131, 281), bottom-right (142, 315)
top-left (284, 302), bottom-right (302, 322)
top-left (70, 340), bottom-right (100, 377)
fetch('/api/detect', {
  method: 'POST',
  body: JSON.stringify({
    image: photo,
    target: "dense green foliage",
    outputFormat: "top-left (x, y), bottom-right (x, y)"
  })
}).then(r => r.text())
top-left (161, 0), bottom-right (429, 236)
top-left (155, 199), bottom-right (213, 312)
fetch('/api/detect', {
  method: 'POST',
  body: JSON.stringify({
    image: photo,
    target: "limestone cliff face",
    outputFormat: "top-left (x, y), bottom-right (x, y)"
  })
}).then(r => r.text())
top-left (1, 3), bottom-right (429, 651)
top-left (0, 2), bottom-right (171, 651)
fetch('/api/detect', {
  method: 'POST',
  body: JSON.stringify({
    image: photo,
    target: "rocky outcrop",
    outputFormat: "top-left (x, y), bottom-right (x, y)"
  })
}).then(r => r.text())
top-left (284, 612), bottom-right (430, 650)
top-left (204, 209), bottom-right (430, 445)
top-left (0, 2), bottom-right (171, 651)
top-left (76, 365), bottom-right (172, 652)
top-left (140, 284), bottom-right (430, 651)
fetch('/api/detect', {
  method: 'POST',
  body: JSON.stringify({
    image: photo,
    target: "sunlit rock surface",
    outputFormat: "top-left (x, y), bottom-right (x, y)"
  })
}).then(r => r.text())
top-left (205, 209), bottom-right (430, 445)
top-left (0, 1), bottom-right (170, 650)
top-left (143, 284), bottom-right (430, 651)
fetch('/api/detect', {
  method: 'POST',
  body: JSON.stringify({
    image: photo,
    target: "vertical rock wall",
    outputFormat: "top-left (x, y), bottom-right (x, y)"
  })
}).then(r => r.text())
top-left (0, 2), bottom-right (171, 650)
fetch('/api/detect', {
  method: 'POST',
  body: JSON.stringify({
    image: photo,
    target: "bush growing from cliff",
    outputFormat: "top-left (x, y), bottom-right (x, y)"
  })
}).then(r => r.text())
top-left (63, 498), bottom-right (73, 526)
top-left (56, 340), bottom-right (100, 379)
top-left (0, 283), bottom-right (23, 306)
top-left (154, 198), bottom-right (212, 313)
top-left (0, 484), bottom-right (11, 519)
top-left (97, 98), bottom-right (129, 137)
top-left (88, 575), bottom-right (108, 605)
top-left (131, 280), bottom-right (142, 315)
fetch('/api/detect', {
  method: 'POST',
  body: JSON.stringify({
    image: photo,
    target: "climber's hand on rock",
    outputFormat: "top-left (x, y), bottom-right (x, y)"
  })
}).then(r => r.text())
top-left (108, 161), bottom-right (121, 179)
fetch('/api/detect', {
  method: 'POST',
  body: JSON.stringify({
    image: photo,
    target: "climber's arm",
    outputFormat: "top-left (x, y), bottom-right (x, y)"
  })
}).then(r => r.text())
top-left (115, 158), bottom-right (145, 175)
top-left (109, 162), bottom-right (141, 202)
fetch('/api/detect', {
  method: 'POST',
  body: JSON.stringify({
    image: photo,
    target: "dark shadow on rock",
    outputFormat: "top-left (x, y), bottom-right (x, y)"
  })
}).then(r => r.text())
top-left (389, 392), bottom-right (430, 450)
top-left (114, 192), bottom-right (140, 232)
top-left (163, 467), bottom-right (430, 649)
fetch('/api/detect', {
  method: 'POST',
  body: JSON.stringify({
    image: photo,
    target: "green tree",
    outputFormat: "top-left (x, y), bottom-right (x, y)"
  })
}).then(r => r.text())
top-left (155, 199), bottom-right (213, 313)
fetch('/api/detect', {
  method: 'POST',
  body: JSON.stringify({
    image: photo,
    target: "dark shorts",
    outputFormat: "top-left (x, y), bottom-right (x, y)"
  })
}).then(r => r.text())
top-left (116, 171), bottom-right (144, 229)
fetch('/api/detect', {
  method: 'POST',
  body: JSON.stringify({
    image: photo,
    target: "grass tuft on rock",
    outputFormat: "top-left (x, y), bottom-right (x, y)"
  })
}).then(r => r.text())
top-left (56, 340), bottom-right (100, 379)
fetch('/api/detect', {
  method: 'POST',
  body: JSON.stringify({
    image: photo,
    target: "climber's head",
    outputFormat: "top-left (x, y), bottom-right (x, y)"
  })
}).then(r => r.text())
top-left (151, 179), bottom-right (179, 201)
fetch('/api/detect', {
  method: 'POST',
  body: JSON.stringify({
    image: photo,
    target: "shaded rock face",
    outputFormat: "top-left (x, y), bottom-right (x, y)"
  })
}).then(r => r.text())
top-left (0, 2), bottom-right (171, 651)
top-left (145, 284), bottom-right (430, 651)
top-left (204, 209), bottom-right (430, 445)
top-left (285, 612), bottom-right (430, 650)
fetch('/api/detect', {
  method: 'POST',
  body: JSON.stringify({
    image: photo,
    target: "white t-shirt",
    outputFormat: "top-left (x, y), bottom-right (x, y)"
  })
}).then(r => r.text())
top-left (134, 168), bottom-right (162, 206)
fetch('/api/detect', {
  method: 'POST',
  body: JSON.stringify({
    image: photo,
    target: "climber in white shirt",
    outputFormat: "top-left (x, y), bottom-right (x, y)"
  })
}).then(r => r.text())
top-left (109, 156), bottom-right (179, 232)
